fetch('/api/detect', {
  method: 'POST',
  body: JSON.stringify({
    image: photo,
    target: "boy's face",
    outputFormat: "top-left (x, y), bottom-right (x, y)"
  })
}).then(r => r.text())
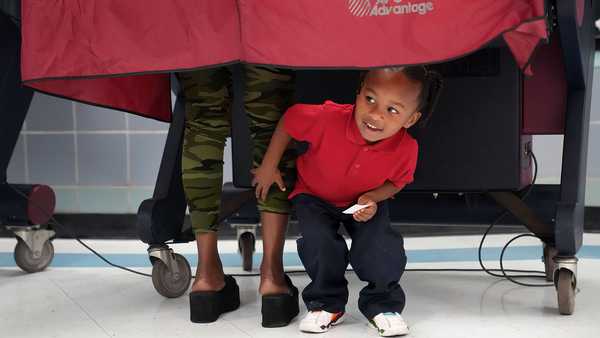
top-left (354, 69), bottom-right (422, 143)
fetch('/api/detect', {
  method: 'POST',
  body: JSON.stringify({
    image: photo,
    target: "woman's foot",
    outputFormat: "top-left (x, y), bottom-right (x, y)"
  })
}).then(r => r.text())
top-left (261, 275), bottom-right (300, 328)
top-left (258, 211), bottom-right (298, 327)
top-left (189, 232), bottom-right (240, 323)
top-left (191, 263), bottom-right (225, 292)
top-left (192, 231), bottom-right (225, 292)
top-left (190, 275), bottom-right (240, 323)
top-left (259, 275), bottom-right (289, 295)
top-left (258, 211), bottom-right (289, 295)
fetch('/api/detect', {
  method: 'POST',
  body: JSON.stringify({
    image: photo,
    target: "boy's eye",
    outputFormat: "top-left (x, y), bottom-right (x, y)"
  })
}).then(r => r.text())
top-left (365, 96), bottom-right (375, 104)
top-left (388, 107), bottom-right (399, 114)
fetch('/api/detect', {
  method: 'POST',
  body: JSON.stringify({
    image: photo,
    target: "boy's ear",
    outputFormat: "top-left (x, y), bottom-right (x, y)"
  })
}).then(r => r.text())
top-left (404, 111), bottom-right (422, 128)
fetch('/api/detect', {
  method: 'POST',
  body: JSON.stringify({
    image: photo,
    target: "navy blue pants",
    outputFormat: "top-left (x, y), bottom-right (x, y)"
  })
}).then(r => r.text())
top-left (293, 194), bottom-right (407, 319)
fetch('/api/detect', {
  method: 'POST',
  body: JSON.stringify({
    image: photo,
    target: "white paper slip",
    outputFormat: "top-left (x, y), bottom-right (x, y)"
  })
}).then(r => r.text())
top-left (343, 204), bottom-right (370, 214)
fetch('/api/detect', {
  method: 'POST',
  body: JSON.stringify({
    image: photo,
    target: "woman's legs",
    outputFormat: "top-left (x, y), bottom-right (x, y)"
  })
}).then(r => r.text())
top-left (259, 212), bottom-right (289, 294)
top-left (243, 65), bottom-right (296, 295)
top-left (180, 64), bottom-right (295, 295)
top-left (193, 232), bottom-right (224, 291)
top-left (178, 67), bottom-right (232, 292)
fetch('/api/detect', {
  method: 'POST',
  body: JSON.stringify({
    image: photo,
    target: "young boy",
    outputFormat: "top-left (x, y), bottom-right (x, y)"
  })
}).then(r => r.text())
top-left (253, 66), bottom-right (442, 336)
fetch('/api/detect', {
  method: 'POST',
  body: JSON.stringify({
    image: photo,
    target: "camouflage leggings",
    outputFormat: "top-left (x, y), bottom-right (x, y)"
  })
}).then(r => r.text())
top-left (178, 65), bottom-right (296, 234)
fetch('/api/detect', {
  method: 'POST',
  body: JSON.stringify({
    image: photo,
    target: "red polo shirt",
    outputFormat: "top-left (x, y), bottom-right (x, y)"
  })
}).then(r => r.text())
top-left (284, 100), bottom-right (418, 207)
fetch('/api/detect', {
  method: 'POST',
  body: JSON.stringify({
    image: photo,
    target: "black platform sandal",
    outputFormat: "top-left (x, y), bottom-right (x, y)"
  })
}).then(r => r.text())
top-left (261, 274), bottom-right (300, 328)
top-left (189, 275), bottom-right (240, 323)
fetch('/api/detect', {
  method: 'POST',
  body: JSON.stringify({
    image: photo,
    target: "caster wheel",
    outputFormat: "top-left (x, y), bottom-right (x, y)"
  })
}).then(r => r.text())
top-left (239, 232), bottom-right (255, 272)
top-left (556, 269), bottom-right (576, 315)
top-left (543, 245), bottom-right (558, 282)
top-left (151, 253), bottom-right (191, 298)
top-left (14, 238), bottom-right (54, 273)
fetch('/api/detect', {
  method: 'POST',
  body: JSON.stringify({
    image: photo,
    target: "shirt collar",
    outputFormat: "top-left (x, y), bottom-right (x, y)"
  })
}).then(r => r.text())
top-left (345, 107), bottom-right (406, 153)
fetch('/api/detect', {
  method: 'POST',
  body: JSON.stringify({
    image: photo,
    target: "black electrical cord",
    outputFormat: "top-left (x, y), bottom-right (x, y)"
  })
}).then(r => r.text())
top-left (6, 151), bottom-right (553, 286)
top-left (477, 151), bottom-right (553, 287)
top-left (499, 234), bottom-right (552, 287)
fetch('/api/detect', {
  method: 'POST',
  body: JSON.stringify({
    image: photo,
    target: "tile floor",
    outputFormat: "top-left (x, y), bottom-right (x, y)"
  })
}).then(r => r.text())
top-left (1, 234), bottom-right (599, 338)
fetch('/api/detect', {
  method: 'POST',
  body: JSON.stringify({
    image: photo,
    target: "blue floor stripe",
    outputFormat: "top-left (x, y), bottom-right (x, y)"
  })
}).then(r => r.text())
top-left (1, 245), bottom-right (600, 268)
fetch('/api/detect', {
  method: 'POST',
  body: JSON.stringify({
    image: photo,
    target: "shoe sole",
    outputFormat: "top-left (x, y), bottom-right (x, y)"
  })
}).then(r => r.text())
top-left (189, 279), bottom-right (240, 323)
top-left (261, 275), bottom-right (300, 328)
top-left (261, 293), bottom-right (300, 328)
top-left (368, 321), bottom-right (409, 337)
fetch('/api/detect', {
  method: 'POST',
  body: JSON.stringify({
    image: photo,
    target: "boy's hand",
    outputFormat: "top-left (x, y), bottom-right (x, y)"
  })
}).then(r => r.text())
top-left (353, 194), bottom-right (377, 222)
top-left (251, 165), bottom-right (286, 202)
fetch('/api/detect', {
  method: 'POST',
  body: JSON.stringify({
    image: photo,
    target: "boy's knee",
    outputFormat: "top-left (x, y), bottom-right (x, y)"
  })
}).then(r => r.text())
top-left (350, 241), bottom-right (406, 271)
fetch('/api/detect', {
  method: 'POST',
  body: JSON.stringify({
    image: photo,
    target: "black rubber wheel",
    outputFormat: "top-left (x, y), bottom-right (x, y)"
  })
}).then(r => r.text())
top-left (151, 253), bottom-right (191, 298)
top-left (239, 232), bottom-right (255, 272)
top-left (556, 269), bottom-right (576, 315)
top-left (14, 238), bottom-right (54, 273)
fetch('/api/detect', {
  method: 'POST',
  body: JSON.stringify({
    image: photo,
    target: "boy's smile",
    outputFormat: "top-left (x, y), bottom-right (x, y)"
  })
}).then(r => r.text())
top-left (354, 69), bottom-right (422, 143)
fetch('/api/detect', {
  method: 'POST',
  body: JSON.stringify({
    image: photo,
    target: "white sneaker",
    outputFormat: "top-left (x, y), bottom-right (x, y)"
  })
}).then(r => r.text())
top-left (369, 312), bottom-right (409, 337)
top-left (299, 310), bottom-right (346, 333)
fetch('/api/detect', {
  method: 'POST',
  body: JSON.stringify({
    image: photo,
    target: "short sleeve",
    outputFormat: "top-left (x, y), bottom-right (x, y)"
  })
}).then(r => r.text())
top-left (390, 139), bottom-right (419, 188)
top-left (283, 104), bottom-right (326, 143)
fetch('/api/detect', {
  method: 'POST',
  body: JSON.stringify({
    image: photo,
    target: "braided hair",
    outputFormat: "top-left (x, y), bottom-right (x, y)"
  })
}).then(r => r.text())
top-left (358, 66), bottom-right (443, 128)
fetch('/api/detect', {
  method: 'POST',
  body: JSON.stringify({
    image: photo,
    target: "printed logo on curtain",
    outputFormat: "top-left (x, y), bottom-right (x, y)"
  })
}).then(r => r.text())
top-left (348, 0), bottom-right (435, 17)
